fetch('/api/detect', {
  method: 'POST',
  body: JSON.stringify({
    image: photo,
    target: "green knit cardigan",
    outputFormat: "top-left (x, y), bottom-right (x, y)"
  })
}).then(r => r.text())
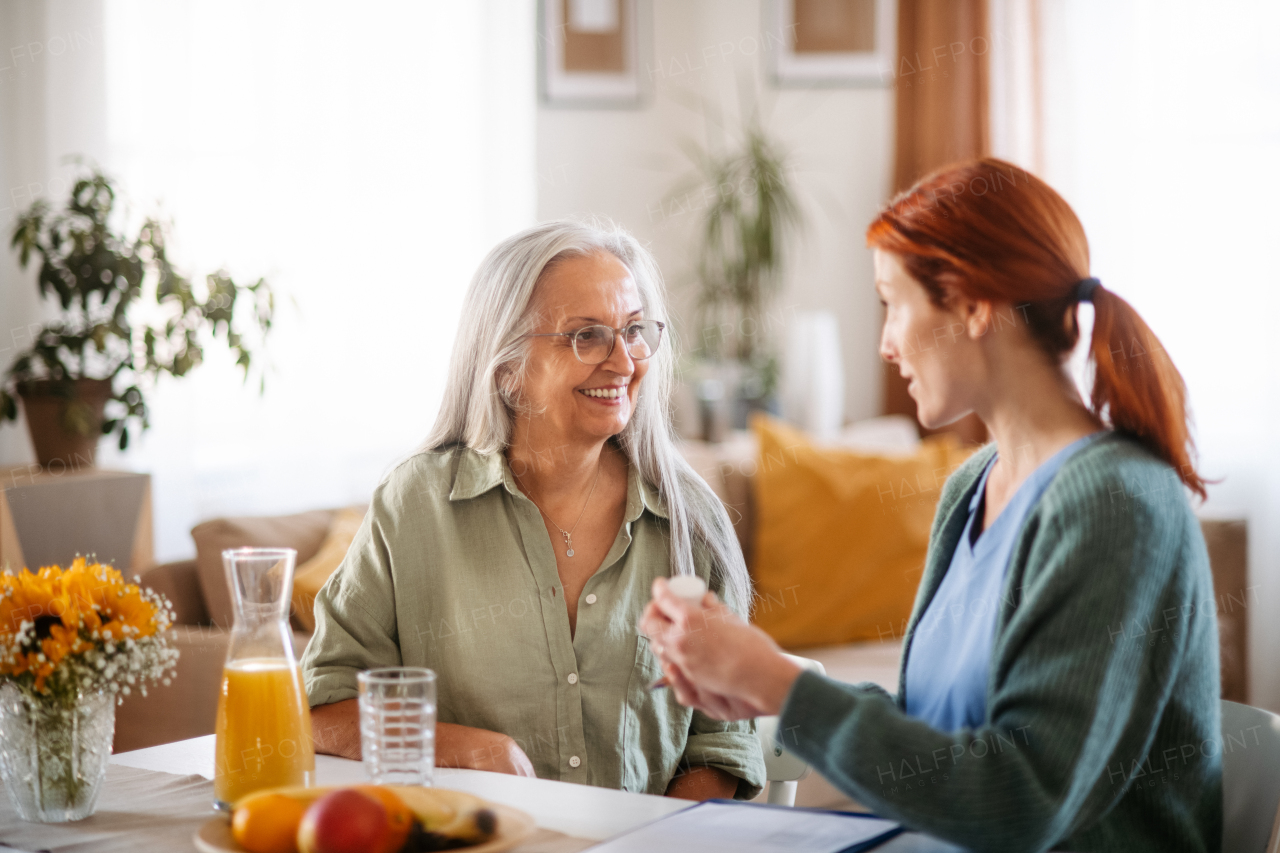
top-left (778, 431), bottom-right (1222, 852)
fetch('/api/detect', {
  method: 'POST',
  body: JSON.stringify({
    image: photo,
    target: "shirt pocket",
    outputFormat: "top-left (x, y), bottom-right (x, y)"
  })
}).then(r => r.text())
top-left (621, 634), bottom-right (693, 795)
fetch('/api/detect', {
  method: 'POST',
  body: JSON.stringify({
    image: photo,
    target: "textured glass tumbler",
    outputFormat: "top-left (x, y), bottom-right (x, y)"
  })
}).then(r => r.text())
top-left (358, 668), bottom-right (436, 786)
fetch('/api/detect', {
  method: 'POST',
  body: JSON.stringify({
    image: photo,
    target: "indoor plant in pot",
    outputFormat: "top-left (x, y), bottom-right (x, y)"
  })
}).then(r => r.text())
top-left (674, 119), bottom-right (800, 438)
top-left (0, 167), bottom-right (274, 469)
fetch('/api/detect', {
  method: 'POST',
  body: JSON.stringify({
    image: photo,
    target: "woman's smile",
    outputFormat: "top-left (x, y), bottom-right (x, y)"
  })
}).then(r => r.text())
top-left (579, 383), bottom-right (629, 403)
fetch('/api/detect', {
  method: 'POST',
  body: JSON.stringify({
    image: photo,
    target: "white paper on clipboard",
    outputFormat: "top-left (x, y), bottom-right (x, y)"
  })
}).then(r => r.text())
top-left (588, 801), bottom-right (902, 853)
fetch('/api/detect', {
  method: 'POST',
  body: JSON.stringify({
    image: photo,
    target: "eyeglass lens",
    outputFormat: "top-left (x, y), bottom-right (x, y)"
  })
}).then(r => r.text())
top-left (572, 321), bottom-right (663, 365)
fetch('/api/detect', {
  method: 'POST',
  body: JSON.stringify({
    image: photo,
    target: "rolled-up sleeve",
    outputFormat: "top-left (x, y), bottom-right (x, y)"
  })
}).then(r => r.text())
top-left (301, 506), bottom-right (402, 707)
top-left (682, 712), bottom-right (765, 799)
top-left (678, 496), bottom-right (766, 799)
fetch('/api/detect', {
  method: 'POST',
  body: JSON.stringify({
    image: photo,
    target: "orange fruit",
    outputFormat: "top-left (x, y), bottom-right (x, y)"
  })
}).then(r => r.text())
top-left (232, 792), bottom-right (309, 853)
top-left (354, 786), bottom-right (414, 853)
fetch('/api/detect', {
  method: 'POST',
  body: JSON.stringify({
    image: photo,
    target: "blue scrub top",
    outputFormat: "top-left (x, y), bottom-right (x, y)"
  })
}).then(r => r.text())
top-left (904, 431), bottom-right (1105, 731)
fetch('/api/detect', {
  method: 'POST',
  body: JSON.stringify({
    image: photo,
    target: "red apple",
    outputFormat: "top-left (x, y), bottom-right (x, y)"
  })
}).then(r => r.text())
top-left (296, 788), bottom-right (389, 853)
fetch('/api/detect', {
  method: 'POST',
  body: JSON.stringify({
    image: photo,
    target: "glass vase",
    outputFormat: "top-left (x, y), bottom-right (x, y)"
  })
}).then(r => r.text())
top-left (0, 684), bottom-right (115, 822)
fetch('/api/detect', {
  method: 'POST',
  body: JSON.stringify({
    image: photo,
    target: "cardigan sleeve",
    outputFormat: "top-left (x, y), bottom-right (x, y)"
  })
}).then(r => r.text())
top-left (680, 485), bottom-right (767, 799)
top-left (778, 461), bottom-right (1216, 853)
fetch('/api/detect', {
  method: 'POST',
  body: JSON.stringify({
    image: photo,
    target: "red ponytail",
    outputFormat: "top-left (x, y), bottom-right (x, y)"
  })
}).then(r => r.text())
top-left (867, 158), bottom-right (1206, 500)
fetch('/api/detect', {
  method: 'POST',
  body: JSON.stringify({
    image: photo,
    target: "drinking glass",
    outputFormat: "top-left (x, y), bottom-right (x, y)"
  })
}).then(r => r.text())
top-left (358, 668), bottom-right (437, 786)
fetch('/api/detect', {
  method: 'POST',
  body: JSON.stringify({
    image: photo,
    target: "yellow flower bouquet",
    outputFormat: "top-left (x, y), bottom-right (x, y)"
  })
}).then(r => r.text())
top-left (0, 558), bottom-right (180, 822)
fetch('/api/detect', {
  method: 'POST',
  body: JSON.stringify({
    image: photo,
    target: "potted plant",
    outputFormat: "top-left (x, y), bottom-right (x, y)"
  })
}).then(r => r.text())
top-left (0, 167), bottom-right (274, 469)
top-left (674, 119), bottom-right (801, 438)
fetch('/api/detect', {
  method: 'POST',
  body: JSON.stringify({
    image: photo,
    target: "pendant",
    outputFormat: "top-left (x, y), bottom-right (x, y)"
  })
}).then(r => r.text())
top-left (566, 549), bottom-right (575, 557)
top-left (562, 531), bottom-right (574, 558)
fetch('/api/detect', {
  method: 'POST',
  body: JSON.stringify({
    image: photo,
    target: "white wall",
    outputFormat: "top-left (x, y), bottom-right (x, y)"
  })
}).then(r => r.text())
top-left (536, 0), bottom-right (894, 431)
top-left (0, 0), bottom-right (109, 467)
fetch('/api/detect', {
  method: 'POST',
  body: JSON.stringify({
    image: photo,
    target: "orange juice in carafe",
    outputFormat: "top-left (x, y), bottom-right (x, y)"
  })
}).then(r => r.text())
top-left (214, 548), bottom-right (314, 809)
top-left (214, 657), bottom-right (314, 805)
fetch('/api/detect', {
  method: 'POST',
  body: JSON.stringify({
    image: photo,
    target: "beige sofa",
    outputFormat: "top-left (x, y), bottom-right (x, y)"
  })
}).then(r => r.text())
top-left (115, 427), bottom-right (924, 755)
top-left (120, 432), bottom-right (1250, 803)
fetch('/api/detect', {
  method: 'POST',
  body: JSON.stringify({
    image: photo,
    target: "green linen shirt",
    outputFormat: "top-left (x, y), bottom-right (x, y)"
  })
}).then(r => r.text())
top-left (779, 431), bottom-right (1222, 853)
top-left (301, 444), bottom-right (764, 798)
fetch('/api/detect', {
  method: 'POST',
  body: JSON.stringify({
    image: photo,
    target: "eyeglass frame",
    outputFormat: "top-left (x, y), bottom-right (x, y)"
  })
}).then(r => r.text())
top-left (524, 319), bottom-right (666, 365)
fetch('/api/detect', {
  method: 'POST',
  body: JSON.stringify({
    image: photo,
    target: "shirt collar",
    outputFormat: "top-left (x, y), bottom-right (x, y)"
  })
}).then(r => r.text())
top-left (447, 446), bottom-right (669, 521)
top-left (632, 467), bottom-right (669, 521)
top-left (447, 447), bottom-right (507, 501)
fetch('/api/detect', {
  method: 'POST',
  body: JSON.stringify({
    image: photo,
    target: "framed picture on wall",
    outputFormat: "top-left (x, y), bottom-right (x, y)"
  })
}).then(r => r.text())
top-left (769, 0), bottom-right (897, 86)
top-left (540, 0), bottom-right (644, 107)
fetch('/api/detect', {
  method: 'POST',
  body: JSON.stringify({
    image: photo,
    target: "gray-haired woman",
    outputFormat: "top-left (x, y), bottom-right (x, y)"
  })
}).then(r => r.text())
top-left (301, 220), bottom-right (764, 800)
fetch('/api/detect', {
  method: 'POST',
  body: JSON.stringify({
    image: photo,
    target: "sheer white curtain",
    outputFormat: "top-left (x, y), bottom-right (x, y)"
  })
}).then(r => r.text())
top-left (1002, 0), bottom-right (1280, 709)
top-left (94, 1), bottom-right (536, 559)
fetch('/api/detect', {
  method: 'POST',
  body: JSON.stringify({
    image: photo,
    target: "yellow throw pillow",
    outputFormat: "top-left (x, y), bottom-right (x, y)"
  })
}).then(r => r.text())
top-left (750, 414), bottom-right (974, 648)
top-left (290, 507), bottom-right (366, 632)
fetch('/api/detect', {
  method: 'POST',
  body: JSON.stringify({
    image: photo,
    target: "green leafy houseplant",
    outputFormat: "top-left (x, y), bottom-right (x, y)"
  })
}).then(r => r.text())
top-left (692, 122), bottom-right (800, 364)
top-left (674, 120), bottom-right (800, 434)
top-left (1, 168), bottom-right (273, 466)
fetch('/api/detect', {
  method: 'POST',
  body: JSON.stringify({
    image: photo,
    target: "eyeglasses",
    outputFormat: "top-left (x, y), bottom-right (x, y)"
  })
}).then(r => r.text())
top-left (525, 319), bottom-right (666, 366)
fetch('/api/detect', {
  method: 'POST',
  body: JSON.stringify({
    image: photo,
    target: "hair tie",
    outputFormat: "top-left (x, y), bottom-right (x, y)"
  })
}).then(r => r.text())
top-left (1074, 277), bottom-right (1101, 302)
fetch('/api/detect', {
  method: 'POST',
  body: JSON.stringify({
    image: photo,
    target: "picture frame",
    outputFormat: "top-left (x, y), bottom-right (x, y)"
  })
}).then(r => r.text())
top-left (540, 0), bottom-right (645, 107)
top-left (768, 0), bottom-right (897, 87)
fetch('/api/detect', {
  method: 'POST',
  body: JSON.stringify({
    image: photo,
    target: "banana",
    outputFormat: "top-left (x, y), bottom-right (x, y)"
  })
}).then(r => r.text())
top-left (435, 806), bottom-right (498, 845)
top-left (393, 788), bottom-right (499, 846)
top-left (392, 786), bottom-right (460, 829)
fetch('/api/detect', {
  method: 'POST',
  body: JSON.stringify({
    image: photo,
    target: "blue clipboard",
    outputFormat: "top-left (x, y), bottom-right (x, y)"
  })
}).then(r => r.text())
top-left (589, 798), bottom-right (904, 852)
top-left (705, 800), bottom-right (905, 852)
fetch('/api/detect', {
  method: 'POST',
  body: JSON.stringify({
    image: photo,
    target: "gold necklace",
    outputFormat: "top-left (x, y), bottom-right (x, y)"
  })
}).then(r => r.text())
top-left (514, 460), bottom-right (602, 558)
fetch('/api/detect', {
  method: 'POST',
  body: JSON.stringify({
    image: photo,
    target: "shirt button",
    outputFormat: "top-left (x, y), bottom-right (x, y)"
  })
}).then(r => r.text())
top-left (585, 594), bottom-right (597, 604)
top-left (567, 672), bottom-right (578, 685)
top-left (569, 755), bottom-right (581, 768)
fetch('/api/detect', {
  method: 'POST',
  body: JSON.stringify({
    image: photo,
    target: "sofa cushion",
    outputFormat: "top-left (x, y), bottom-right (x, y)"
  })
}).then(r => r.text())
top-left (679, 416), bottom-right (922, 569)
top-left (749, 414), bottom-right (973, 647)
top-left (291, 506), bottom-right (366, 632)
top-left (138, 559), bottom-right (209, 626)
top-left (191, 509), bottom-right (335, 628)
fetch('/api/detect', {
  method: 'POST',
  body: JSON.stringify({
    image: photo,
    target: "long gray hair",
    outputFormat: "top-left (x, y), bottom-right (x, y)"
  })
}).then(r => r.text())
top-left (425, 219), bottom-right (751, 611)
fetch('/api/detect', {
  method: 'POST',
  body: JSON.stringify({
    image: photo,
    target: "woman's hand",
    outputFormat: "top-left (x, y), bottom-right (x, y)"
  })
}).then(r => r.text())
top-left (311, 700), bottom-right (536, 776)
top-left (638, 578), bottom-right (805, 720)
top-left (436, 723), bottom-right (537, 777)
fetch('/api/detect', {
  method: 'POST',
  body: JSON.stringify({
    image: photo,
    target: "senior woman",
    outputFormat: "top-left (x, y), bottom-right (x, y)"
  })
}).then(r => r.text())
top-left (302, 220), bottom-right (764, 800)
top-left (642, 159), bottom-right (1221, 851)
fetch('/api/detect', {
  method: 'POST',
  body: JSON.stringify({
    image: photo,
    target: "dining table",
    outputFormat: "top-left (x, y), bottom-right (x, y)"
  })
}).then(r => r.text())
top-left (0, 735), bottom-right (966, 851)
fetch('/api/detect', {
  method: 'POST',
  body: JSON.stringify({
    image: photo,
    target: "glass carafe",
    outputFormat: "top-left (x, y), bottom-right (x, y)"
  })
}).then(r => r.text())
top-left (214, 548), bottom-right (315, 809)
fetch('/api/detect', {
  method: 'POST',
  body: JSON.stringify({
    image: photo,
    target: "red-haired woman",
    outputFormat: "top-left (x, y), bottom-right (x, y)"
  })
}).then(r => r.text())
top-left (641, 158), bottom-right (1221, 852)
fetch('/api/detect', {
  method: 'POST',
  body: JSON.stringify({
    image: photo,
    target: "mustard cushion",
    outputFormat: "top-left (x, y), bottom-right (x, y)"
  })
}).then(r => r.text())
top-left (291, 507), bottom-right (366, 632)
top-left (749, 414), bottom-right (974, 648)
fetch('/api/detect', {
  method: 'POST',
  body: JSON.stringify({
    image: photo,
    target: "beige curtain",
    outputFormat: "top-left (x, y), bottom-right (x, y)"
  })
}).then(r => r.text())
top-left (882, 0), bottom-right (991, 444)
